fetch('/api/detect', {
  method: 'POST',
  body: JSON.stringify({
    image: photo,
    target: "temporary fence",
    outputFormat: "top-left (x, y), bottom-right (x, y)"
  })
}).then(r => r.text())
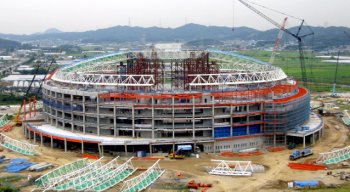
top-left (0, 133), bottom-right (37, 155)
top-left (120, 159), bottom-right (164, 192)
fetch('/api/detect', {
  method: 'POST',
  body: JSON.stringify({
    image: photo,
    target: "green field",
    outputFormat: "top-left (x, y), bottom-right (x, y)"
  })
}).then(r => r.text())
top-left (238, 50), bottom-right (350, 92)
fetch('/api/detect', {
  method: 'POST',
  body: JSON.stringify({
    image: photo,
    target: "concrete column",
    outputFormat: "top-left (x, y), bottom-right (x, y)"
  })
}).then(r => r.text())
top-left (312, 133), bottom-right (315, 144)
top-left (113, 105), bottom-right (117, 137)
top-left (101, 145), bottom-right (104, 156)
top-left (33, 132), bottom-right (36, 143)
top-left (50, 136), bottom-right (53, 148)
top-left (230, 105), bottom-right (233, 137)
top-left (64, 138), bottom-right (67, 152)
top-left (211, 96), bottom-right (215, 138)
top-left (97, 96), bottom-right (100, 136)
top-left (303, 136), bottom-right (306, 148)
top-left (132, 106), bottom-right (135, 138)
top-left (149, 144), bottom-right (152, 156)
top-left (273, 134), bottom-right (276, 146)
top-left (81, 141), bottom-right (84, 154)
top-left (172, 143), bottom-right (175, 152)
top-left (124, 144), bottom-right (128, 156)
top-left (213, 141), bottom-right (216, 154)
top-left (246, 104), bottom-right (250, 135)
top-left (40, 133), bottom-right (43, 146)
top-left (151, 97), bottom-right (154, 139)
top-left (71, 94), bottom-right (74, 132)
top-left (192, 96), bottom-right (195, 139)
top-left (83, 96), bottom-right (86, 134)
top-left (172, 97), bottom-right (175, 139)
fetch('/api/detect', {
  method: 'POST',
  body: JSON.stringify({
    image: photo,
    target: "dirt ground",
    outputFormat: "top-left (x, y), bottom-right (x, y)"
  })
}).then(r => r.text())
top-left (1, 102), bottom-right (350, 191)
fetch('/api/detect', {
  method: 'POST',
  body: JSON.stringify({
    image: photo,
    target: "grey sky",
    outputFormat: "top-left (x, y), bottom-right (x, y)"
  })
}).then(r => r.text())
top-left (1, 0), bottom-right (349, 34)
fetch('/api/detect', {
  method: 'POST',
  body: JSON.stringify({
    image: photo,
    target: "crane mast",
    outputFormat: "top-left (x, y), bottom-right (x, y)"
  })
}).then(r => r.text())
top-left (238, 0), bottom-right (314, 88)
top-left (269, 17), bottom-right (288, 64)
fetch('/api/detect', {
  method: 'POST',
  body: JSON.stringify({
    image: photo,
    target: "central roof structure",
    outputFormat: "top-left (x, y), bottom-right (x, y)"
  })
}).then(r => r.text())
top-left (51, 50), bottom-right (287, 91)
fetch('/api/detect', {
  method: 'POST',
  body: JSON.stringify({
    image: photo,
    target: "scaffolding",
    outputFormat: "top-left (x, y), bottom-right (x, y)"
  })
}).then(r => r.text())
top-left (316, 145), bottom-right (350, 165)
top-left (120, 159), bottom-right (164, 192)
top-left (0, 133), bottom-right (37, 155)
top-left (208, 160), bottom-right (254, 176)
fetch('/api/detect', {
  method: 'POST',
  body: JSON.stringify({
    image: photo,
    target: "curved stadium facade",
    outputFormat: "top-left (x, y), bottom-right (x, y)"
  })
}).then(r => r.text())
top-left (25, 50), bottom-right (320, 154)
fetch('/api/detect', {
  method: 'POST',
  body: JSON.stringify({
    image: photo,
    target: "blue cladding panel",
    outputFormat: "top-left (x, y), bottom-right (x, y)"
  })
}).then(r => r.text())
top-left (233, 126), bottom-right (247, 136)
top-left (249, 125), bottom-right (261, 134)
top-left (214, 127), bottom-right (231, 138)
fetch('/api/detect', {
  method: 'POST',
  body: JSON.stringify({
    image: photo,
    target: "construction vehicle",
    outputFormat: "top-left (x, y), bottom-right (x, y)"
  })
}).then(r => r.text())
top-left (169, 149), bottom-right (185, 159)
top-left (13, 58), bottom-right (55, 126)
top-left (238, 0), bottom-right (314, 89)
top-left (289, 148), bottom-right (313, 160)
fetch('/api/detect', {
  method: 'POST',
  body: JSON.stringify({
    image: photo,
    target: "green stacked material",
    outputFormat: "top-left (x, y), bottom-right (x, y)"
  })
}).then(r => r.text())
top-left (0, 143), bottom-right (34, 156)
top-left (122, 170), bottom-right (163, 192)
top-left (93, 169), bottom-right (133, 192)
top-left (324, 152), bottom-right (350, 164)
top-left (35, 159), bottom-right (88, 188)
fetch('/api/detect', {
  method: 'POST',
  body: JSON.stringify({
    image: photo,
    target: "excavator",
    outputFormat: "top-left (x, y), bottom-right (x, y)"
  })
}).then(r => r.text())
top-left (168, 149), bottom-right (186, 159)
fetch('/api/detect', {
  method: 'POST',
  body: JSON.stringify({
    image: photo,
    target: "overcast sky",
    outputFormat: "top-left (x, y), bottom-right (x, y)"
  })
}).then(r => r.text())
top-left (1, 0), bottom-right (349, 34)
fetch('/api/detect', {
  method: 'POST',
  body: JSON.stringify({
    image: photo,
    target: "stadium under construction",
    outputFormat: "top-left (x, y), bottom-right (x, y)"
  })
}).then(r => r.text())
top-left (23, 50), bottom-right (324, 155)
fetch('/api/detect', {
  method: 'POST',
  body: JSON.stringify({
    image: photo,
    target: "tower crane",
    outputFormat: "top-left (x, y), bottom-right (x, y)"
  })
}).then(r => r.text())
top-left (331, 51), bottom-right (340, 97)
top-left (238, 0), bottom-right (314, 88)
top-left (269, 17), bottom-right (288, 64)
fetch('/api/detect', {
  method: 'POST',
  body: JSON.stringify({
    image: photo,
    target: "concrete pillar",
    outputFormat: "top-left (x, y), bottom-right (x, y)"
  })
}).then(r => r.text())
top-left (246, 104), bottom-right (250, 135)
top-left (50, 136), bottom-right (53, 148)
top-left (64, 138), bottom-right (67, 152)
top-left (273, 134), bottom-right (276, 146)
top-left (97, 96), bottom-right (100, 136)
top-left (230, 105), bottom-right (233, 137)
top-left (83, 95), bottom-right (86, 134)
top-left (33, 132), bottom-right (36, 143)
top-left (101, 145), bottom-right (104, 156)
top-left (71, 94), bottom-right (74, 132)
top-left (124, 144), bottom-right (128, 156)
top-left (303, 136), bottom-right (306, 148)
top-left (151, 97), bottom-right (154, 139)
top-left (172, 97), bottom-right (175, 139)
top-left (40, 133), bottom-right (43, 146)
top-left (192, 96), bottom-right (195, 139)
top-left (213, 141), bottom-right (216, 154)
top-left (312, 133), bottom-right (315, 144)
top-left (132, 106), bottom-right (135, 138)
top-left (211, 96), bottom-right (215, 138)
top-left (81, 141), bottom-right (84, 154)
top-left (172, 143), bottom-right (175, 152)
top-left (149, 144), bottom-right (152, 156)
top-left (113, 105), bottom-right (117, 137)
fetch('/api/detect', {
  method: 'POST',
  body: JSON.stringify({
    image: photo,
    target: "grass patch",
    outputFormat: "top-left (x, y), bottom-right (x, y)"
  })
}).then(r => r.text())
top-left (237, 50), bottom-right (350, 92)
top-left (0, 175), bottom-right (23, 192)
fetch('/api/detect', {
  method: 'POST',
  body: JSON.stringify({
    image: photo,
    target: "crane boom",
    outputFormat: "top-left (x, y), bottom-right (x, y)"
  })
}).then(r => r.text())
top-left (238, 0), bottom-right (313, 88)
top-left (269, 17), bottom-right (288, 64)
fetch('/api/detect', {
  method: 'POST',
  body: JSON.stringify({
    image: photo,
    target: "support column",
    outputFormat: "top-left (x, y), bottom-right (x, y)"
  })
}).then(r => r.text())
top-left (149, 144), bottom-right (152, 156)
top-left (101, 145), bottom-right (104, 156)
top-left (230, 105), bottom-right (233, 137)
top-left (172, 97), bottom-right (175, 140)
top-left (273, 134), bottom-right (276, 146)
top-left (124, 144), bottom-right (128, 156)
top-left (113, 105), bottom-right (117, 137)
top-left (64, 138), bottom-right (67, 152)
top-left (303, 136), bottom-right (306, 148)
top-left (50, 136), bottom-right (53, 148)
top-left (83, 95), bottom-right (86, 134)
top-left (81, 141), bottom-right (84, 154)
top-left (71, 94), bottom-right (74, 132)
top-left (211, 96), bottom-right (215, 138)
top-left (40, 133), bottom-right (43, 146)
top-left (246, 104), bottom-right (250, 135)
top-left (97, 96), bottom-right (100, 136)
top-left (192, 96), bottom-right (195, 139)
top-left (33, 132), bottom-right (36, 143)
top-left (213, 140), bottom-right (216, 154)
top-left (312, 133), bottom-right (315, 144)
top-left (151, 97), bottom-right (154, 139)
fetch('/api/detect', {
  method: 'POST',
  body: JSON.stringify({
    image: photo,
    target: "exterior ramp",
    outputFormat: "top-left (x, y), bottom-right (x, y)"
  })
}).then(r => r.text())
top-left (0, 133), bottom-right (37, 155)
top-left (120, 159), bottom-right (165, 192)
top-left (208, 160), bottom-right (256, 176)
top-left (316, 145), bottom-right (350, 165)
